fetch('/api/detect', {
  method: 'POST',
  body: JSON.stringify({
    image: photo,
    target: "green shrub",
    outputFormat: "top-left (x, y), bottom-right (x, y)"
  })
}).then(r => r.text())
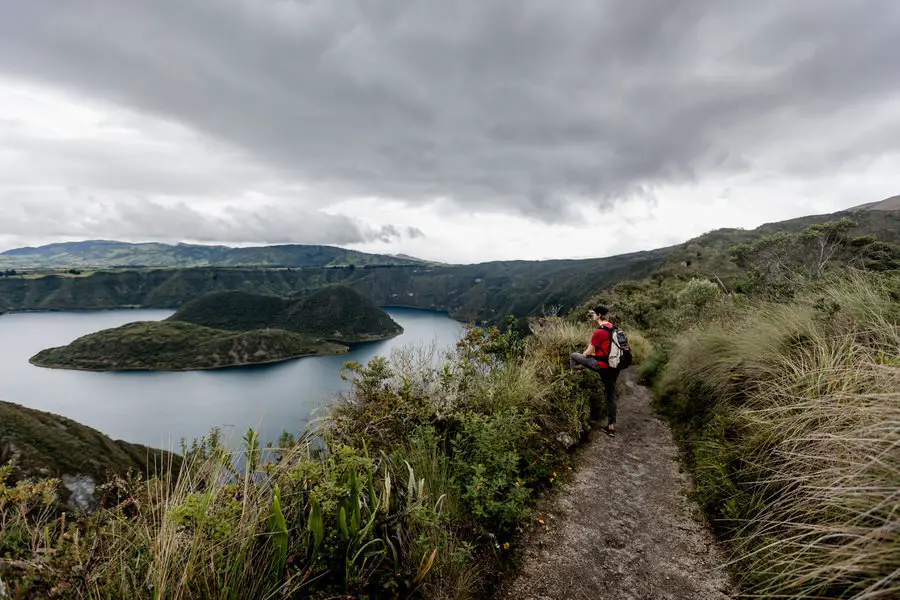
top-left (676, 278), bottom-right (722, 308)
top-left (451, 408), bottom-right (537, 532)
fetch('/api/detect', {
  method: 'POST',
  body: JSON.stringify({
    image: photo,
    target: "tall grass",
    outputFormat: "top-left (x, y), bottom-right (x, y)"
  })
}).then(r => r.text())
top-left (1, 317), bottom-right (609, 599)
top-left (659, 273), bottom-right (900, 598)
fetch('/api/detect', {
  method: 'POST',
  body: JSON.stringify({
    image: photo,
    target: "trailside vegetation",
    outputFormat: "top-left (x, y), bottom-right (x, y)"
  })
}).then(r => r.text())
top-left (656, 274), bottom-right (899, 599)
top-left (591, 216), bottom-right (900, 599)
top-left (0, 316), bottom-right (630, 599)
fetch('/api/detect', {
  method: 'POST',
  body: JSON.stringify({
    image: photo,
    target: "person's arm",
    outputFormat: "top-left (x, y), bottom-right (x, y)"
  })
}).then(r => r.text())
top-left (584, 344), bottom-right (596, 356)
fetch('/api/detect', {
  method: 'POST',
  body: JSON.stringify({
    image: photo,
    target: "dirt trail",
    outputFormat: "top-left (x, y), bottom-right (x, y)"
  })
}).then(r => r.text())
top-left (495, 371), bottom-right (736, 600)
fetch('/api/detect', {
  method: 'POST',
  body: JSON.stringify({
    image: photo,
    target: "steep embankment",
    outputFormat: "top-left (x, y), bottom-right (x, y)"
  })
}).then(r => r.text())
top-left (650, 205), bottom-right (900, 286)
top-left (30, 321), bottom-right (347, 371)
top-left (0, 401), bottom-right (179, 510)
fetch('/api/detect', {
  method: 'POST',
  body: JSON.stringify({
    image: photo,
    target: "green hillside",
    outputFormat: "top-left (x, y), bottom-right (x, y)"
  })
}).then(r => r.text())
top-left (30, 321), bottom-right (348, 371)
top-left (0, 240), bottom-right (429, 269)
top-left (0, 249), bottom-right (671, 322)
top-left (170, 285), bottom-right (403, 342)
top-left (0, 400), bottom-right (179, 508)
top-left (275, 286), bottom-right (404, 341)
top-left (651, 205), bottom-right (900, 285)
top-left (31, 286), bottom-right (400, 371)
top-left (167, 291), bottom-right (293, 331)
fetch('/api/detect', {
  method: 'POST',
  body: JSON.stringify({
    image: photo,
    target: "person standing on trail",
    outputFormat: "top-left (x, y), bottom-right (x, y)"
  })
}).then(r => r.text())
top-left (569, 305), bottom-right (620, 437)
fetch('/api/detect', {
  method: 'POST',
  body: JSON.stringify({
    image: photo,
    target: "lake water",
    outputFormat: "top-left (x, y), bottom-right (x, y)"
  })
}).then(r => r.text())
top-left (0, 308), bottom-right (464, 451)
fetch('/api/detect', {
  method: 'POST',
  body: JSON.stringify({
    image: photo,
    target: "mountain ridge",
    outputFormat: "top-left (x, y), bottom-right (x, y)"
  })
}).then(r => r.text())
top-left (1, 202), bottom-right (897, 322)
top-left (0, 240), bottom-right (432, 269)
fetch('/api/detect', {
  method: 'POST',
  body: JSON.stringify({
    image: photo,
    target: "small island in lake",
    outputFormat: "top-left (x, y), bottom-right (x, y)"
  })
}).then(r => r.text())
top-left (30, 285), bottom-right (403, 371)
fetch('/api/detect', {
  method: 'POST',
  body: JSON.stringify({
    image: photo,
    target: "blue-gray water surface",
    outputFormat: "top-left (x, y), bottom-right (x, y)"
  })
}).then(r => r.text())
top-left (0, 308), bottom-right (463, 451)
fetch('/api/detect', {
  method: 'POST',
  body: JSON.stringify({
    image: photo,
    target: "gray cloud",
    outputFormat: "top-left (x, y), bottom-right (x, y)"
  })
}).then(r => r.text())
top-left (1, 0), bottom-right (899, 223)
top-left (0, 194), bottom-right (405, 246)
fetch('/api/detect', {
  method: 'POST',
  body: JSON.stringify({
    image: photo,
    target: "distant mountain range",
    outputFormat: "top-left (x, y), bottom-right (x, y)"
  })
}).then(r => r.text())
top-left (0, 198), bottom-right (897, 322)
top-left (0, 240), bottom-right (433, 269)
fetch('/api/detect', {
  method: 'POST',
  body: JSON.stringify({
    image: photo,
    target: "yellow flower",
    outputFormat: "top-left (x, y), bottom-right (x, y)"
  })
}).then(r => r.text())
top-left (567, 466), bottom-right (573, 471)
top-left (552, 472), bottom-right (557, 477)
top-left (537, 518), bottom-right (545, 525)
top-left (503, 542), bottom-right (510, 550)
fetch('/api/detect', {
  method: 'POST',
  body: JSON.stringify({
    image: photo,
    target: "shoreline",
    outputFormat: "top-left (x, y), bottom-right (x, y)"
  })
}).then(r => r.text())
top-left (28, 347), bottom-right (351, 373)
top-left (27, 327), bottom-right (405, 373)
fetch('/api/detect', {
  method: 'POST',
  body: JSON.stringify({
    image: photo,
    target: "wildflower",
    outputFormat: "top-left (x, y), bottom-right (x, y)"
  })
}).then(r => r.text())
top-left (567, 466), bottom-right (572, 471)
top-left (503, 542), bottom-right (510, 550)
top-left (537, 518), bottom-right (545, 525)
top-left (552, 472), bottom-right (557, 477)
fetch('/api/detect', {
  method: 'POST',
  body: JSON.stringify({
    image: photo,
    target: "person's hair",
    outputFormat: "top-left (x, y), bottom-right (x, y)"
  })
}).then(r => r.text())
top-left (591, 305), bottom-right (609, 317)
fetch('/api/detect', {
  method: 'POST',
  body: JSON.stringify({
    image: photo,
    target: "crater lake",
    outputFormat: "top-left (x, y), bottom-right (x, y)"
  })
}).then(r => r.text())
top-left (0, 307), bottom-right (464, 450)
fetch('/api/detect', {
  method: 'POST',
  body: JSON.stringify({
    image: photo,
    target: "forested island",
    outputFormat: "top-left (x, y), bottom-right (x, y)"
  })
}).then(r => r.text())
top-left (30, 285), bottom-right (402, 371)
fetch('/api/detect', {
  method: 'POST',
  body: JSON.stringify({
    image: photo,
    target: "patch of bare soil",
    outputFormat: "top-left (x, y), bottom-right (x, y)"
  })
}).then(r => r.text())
top-left (494, 371), bottom-right (736, 600)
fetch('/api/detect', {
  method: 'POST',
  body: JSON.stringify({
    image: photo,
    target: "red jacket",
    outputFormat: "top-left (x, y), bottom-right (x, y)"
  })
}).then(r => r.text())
top-left (590, 325), bottom-right (614, 367)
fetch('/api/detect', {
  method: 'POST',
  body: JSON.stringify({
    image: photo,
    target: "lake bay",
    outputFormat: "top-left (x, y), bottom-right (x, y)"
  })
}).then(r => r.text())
top-left (0, 308), bottom-right (463, 450)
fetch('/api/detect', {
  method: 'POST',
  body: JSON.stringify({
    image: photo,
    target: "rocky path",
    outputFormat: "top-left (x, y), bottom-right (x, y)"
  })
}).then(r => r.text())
top-left (495, 371), bottom-right (736, 600)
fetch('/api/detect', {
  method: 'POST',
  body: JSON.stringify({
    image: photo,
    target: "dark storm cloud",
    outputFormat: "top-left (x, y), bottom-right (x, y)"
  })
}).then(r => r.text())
top-left (1, 0), bottom-right (899, 220)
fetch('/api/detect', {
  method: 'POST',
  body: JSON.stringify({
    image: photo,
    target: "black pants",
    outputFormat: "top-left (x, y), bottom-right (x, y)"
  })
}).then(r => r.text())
top-left (569, 353), bottom-right (620, 425)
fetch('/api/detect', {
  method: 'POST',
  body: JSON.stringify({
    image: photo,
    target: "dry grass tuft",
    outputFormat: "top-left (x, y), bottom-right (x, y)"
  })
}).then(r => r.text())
top-left (661, 273), bottom-right (900, 599)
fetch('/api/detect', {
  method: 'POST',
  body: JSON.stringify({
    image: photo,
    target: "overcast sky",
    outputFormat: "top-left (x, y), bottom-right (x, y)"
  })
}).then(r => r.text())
top-left (1, 1), bottom-right (898, 263)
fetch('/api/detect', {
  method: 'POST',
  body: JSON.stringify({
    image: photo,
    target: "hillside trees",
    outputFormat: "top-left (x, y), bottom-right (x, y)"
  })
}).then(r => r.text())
top-left (799, 217), bottom-right (856, 276)
top-left (727, 217), bottom-right (900, 296)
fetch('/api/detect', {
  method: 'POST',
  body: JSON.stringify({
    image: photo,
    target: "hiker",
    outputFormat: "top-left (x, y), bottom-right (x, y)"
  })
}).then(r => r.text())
top-left (569, 305), bottom-right (620, 436)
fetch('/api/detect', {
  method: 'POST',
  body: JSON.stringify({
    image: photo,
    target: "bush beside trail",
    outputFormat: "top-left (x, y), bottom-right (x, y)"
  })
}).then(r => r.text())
top-left (0, 317), bottom-right (625, 599)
